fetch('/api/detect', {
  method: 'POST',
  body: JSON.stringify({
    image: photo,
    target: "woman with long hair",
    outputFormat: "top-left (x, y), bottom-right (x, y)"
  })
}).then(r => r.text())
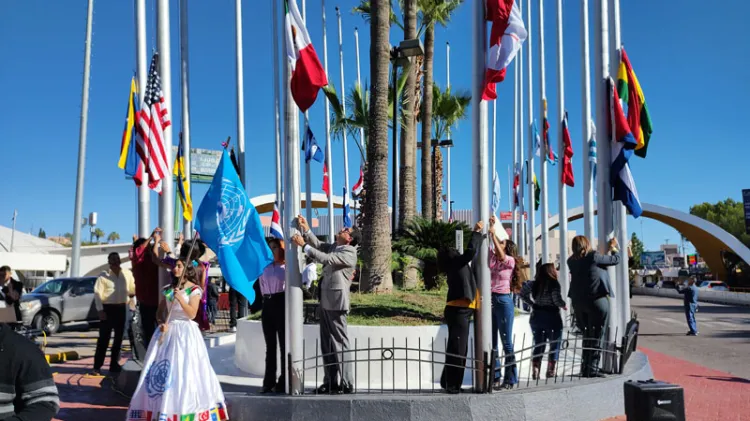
top-left (567, 235), bottom-right (620, 378)
top-left (488, 216), bottom-right (521, 389)
top-left (127, 258), bottom-right (228, 420)
top-left (259, 238), bottom-right (286, 393)
top-left (520, 263), bottom-right (567, 379)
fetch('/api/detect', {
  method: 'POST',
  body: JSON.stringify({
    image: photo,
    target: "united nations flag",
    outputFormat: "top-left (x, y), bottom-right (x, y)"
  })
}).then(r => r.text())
top-left (195, 149), bottom-right (273, 303)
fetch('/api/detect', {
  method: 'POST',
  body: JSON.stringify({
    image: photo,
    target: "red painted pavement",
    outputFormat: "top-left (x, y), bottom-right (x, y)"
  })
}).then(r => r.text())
top-left (602, 347), bottom-right (750, 421)
top-left (51, 356), bottom-right (129, 421)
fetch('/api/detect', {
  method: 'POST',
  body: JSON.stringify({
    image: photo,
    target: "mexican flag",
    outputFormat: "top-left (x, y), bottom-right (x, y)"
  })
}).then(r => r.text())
top-left (285, 0), bottom-right (327, 112)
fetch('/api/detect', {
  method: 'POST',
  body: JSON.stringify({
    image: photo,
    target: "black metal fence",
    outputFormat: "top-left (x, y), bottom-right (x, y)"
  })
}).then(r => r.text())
top-left (286, 318), bottom-right (639, 395)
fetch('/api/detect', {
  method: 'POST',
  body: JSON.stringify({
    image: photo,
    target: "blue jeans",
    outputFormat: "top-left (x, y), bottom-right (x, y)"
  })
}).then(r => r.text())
top-left (530, 307), bottom-right (563, 363)
top-left (491, 293), bottom-right (517, 384)
top-left (685, 304), bottom-right (697, 334)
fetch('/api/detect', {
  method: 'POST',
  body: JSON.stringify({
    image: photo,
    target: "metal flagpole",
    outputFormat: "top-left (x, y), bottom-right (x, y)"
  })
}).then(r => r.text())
top-left (179, 0), bottom-right (193, 238)
top-left (71, 0), bottom-right (94, 277)
top-left (322, 0), bottom-right (335, 242)
top-left (336, 7), bottom-right (351, 226)
top-left (610, 0), bottom-right (630, 339)
top-left (157, 0), bottom-right (175, 280)
top-left (355, 28), bottom-right (365, 153)
top-left (581, 0), bottom-right (595, 241)
top-left (273, 0), bottom-right (283, 220)
top-left (556, 0), bottom-right (570, 319)
top-left (538, 0), bottom-right (550, 264)
top-left (525, 0), bottom-right (536, 276)
top-left (10, 210), bottom-right (17, 252)
top-left (446, 41), bottom-right (451, 221)
top-left (594, 0), bottom-right (618, 344)
top-left (135, 0), bottom-right (150, 238)
top-left (472, 0), bottom-right (491, 391)
top-left (493, 97), bottom-right (497, 209)
top-left (511, 63), bottom-right (517, 241)
top-left (518, 12), bottom-right (525, 256)
top-left (283, 0), bottom-right (303, 394)
top-left (235, 0), bottom-right (246, 188)
top-left (302, 0), bottom-right (313, 226)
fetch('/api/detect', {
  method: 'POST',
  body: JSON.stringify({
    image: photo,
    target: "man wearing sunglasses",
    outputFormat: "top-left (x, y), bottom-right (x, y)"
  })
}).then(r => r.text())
top-left (291, 216), bottom-right (360, 394)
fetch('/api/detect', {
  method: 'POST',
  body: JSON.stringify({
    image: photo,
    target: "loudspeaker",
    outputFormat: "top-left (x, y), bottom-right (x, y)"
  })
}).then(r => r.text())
top-left (624, 379), bottom-right (685, 421)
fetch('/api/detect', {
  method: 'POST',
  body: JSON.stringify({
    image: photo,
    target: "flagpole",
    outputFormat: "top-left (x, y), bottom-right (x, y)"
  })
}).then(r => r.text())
top-left (472, 0), bottom-right (491, 391)
top-left (555, 0), bottom-right (570, 319)
top-left (283, 0), bottom-right (303, 394)
top-left (234, 0), bottom-right (247, 188)
top-left (355, 27), bottom-right (365, 153)
top-left (492, 98), bottom-right (497, 214)
top-left (594, 0), bottom-right (618, 345)
top-left (610, 0), bottom-right (630, 340)
top-left (135, 0), bottom-right (150, 238)
top-left (70, 0), bottom-right (94, 277)
top-left (302, 0), bottom-right (313, 226)
top-left (157, 0), bottom-right (175, 281)
top-left (336, 7), bottom-right (351, 225)
top-left (179, 0), bottom-right (192, 238)
top-left (273, 0), bottom-right (283, 219)
top-left (322, 0), bottom-right (335, 242)
top-left (445, 41), bottom-right (451, 221)
top-left (511, 65), bottom-right (517, 239)
top-left (526, 0), bottom-right (536, 276)
top-left (517, 9), bottom-right (525, 256)
top-left (537, 0), bottom-right (550, 265)
top-left (581, 0), bottom-right (595, 241)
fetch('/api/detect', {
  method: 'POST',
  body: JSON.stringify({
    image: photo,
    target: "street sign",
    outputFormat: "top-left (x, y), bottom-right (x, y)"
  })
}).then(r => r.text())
top-left (640, 251), bottom-right (666, 266)
top-left (743, 189), bottom-right (750, 235)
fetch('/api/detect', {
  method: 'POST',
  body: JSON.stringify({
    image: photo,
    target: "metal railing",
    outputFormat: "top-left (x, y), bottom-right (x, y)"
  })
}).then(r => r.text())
top-left (286, 318), bottom-right (639, 395)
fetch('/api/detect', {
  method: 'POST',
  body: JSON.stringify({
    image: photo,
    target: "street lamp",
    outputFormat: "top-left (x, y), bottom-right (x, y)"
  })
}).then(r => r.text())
top-left (417, 139), bottom-right (454, 220)
top-left (390, 38), bottom-right (424, 235)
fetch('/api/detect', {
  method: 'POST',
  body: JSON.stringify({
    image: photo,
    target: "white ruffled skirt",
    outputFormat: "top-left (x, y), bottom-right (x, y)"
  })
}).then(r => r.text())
top-left (127, 319), bottom-right (228, 420)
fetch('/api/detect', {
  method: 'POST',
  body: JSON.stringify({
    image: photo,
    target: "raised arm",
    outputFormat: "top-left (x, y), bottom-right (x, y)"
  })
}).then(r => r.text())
top-left (519, 281), bottom-right (534, 306)
top-left (593, 252), bottom-right (621, 267)
top-left (305, 245), bottom-right (357, 268)
top-left (488, 216), bottom-right (506, 259)
top-left (455, 222), bottom-right (484, 267)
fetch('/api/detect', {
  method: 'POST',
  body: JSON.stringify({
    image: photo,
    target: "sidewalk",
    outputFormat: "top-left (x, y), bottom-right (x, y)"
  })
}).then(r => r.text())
top-left (602, 347), bottom-right (750, 421)
top-left (51, 355), bottom-right (129, 421)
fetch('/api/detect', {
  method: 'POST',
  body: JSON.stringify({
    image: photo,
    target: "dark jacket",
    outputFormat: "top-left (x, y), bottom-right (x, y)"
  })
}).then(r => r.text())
top-left (567, 251), bottom-right (620, 303)
top-left (0, 324), bottom-right (60, 421)
top-left (679, 285), bottom-right (699, 307)
top-left (206, 282), bottom-right (220, 303)
top-left (441, 232), bottom-right (483, 303)
top-left (1, 279), bottom-right (24, 322)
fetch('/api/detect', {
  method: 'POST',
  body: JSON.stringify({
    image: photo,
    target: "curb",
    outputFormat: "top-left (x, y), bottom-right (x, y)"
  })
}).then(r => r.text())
top-left (45, 351), bottom-right (80, 364)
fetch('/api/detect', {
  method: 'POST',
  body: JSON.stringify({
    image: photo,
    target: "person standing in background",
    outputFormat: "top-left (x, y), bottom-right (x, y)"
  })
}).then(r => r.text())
top-left (92, 253), bottom-right (135, 376)
top-left (0, 266), bottom-right (24, 322)
top-left (259, 238), bottom-right (286, 393)
top-left (679, 276), bottom-right (699, 336)
top-left (129, 229), bottom-right (163, 351)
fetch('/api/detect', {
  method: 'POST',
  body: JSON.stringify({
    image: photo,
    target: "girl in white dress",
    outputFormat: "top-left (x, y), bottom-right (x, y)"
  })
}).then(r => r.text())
top-left (127, 258), bottom-right (228, 421)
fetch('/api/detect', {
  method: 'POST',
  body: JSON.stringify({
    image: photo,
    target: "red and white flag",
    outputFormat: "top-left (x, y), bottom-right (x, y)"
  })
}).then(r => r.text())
top-left (135, 52), bottom-right (171, 193)
top-left (285, 0), bottom-right (327, 112)
top-left (561, 112), bottom-right (575, 187)
top-left (270, 203), bottom-right (283, 239)
top-left (322, 161), bottom-right (331, 197)
top-left (482, 0), bottom-right (527, 101)
top-left (352, 167), bottom-right (364, 197)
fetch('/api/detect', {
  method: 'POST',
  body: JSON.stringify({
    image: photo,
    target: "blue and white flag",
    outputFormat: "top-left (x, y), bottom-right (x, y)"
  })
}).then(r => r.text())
top-left (195, 149), bottom-right (273, 303)
top-left (303, 126), bottom-right (324, 163)
top-left (589, 119), bottom-right (597, 197)
top-left (342, 187), bottom-right (352, 228)
top-left (532, 120), bottom-right (541, 157)
top-left (491, 170), bottom-right (501, 216)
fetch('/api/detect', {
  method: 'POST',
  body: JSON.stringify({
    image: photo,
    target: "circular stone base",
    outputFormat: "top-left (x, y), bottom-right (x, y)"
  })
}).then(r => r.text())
top-left (225, 351), bottom-right (652, 421)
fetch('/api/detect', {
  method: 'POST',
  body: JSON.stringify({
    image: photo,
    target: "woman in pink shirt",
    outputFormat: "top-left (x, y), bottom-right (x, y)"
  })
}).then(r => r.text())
top-left (488, 216), bottom-right (522, 389)
top-left (259, 238), bottom-right (286, 393)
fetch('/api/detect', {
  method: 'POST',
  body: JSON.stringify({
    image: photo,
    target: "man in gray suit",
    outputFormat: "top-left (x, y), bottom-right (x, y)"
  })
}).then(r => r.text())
top-left (291, 215), bottom-right (359, 394)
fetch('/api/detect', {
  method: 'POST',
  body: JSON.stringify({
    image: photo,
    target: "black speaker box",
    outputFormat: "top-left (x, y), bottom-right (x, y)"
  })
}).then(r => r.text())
top-left (624, 379), bottom-right (686, 421)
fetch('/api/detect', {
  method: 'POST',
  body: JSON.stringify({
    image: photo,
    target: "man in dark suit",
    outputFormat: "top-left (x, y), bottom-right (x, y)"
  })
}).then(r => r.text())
top-left (0, 266), bottom-right (24, 322)
top-left (291, 215), bottom-right (359, 394)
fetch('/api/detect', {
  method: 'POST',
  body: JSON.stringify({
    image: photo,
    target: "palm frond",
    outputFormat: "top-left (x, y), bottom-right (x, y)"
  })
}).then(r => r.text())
top-left (393, 217), bottom-right (471, 263)
top-left (353, 0), bottom-right (404, 30)
top-left (430, 83), bottom-right (471, 141)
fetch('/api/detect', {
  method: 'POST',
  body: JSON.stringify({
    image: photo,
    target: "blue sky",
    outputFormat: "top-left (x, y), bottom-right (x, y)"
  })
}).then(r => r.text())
top-left (1, 0), bottom-right (748, 253)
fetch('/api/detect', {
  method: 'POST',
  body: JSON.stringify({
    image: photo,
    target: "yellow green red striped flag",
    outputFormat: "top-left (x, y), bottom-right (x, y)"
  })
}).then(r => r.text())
top-left (617, 48), bottom-right (653, 158)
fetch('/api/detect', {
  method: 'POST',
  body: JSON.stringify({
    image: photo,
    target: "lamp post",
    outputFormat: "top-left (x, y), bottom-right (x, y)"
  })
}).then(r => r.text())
top-left (390, 39), bottom-right (423, 235)
top-left (418, 138), bottom-right (454, 220)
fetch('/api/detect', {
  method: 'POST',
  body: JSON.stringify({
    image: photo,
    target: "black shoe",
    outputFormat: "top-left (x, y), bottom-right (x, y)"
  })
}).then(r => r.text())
top-left (582, 370), bottom-right (607, 378)
top-left (444, 387), bottom-right (460, 394)
top-left (340, 383), bottom-right (354, 394)
top-left (109, 364), bottom-right (122, 374)
top-left (316, 383), bottom-right (340, 394)
top-left (260, 386), bottom-right (274, 394)
top-left (686, 331), bottom-right (698, 336)
top-left (273, 383), bottom-right (285, 393)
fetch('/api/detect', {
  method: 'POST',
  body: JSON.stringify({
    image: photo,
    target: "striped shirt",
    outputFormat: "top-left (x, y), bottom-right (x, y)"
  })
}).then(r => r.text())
top-left (520, 281), bottom-right (566, 309)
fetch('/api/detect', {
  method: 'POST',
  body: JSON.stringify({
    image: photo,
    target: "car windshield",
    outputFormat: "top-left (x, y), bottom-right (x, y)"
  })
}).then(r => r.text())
top-left (33, 279), bottom-right (70, 295)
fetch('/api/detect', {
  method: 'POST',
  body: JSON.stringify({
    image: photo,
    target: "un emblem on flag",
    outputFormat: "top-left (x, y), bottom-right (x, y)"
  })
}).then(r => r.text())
top-left (217, 178), bottom-right (250, 247)
top-left (145, 359), bottom-right (172, 399)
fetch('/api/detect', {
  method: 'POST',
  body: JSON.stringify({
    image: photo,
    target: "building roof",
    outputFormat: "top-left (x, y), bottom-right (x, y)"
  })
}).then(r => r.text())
top-left (0, 225), bottom-right (64, 254)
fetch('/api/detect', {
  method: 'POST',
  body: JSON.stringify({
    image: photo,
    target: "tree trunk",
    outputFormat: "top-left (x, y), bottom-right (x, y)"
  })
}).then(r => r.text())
top-left (420, 24), bottom-right (435, 220)
top-left (433, 145), bottom-right (444, 220)
top-left (361, 0), bottom-right (393, 293)
top-left (399, 0), bottom-right (418, 229)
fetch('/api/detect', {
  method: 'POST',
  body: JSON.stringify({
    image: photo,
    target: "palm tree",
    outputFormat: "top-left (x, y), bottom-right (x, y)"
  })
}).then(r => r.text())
top-left (419, 0), bottom-right (464, 220)
top-left (107, 232), bottom-right (120, 244)
top-left (360, 0), bottom-right (394, 293)
top-left (93, 228), bottom-right (105, 243)
top-left (399, 0), bottom-right (419, 229)
top-left (429, 84), bottom-right (470, 218)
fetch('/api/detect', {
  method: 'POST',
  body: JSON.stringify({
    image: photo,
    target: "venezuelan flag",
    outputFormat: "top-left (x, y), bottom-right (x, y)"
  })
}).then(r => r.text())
top-left (617, 48), bottom-right (653, 158)
top-left (174, 136), bottom-right (193, 221)
top-left (118, 77), bottom-right (142, 179)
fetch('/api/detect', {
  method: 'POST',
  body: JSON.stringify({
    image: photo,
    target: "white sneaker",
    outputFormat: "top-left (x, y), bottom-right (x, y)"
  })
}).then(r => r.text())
top-left (230, 327), bottom-right (237, 333)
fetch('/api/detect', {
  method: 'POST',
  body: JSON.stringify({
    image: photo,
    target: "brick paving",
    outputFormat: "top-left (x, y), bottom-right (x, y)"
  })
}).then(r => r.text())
top-left (51, 356), bottom-right (130, 421)
top-left (602, 347), bottom-right (750, 421)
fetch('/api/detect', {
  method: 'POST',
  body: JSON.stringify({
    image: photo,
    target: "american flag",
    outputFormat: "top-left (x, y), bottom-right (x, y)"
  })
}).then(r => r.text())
top-left (135, 52), bottom-right (171, 193)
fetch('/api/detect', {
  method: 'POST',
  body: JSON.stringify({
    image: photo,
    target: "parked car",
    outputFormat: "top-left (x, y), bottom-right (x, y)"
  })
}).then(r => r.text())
top-left (18, 276), bottom-right (99, 334)
top-left (696, 281), bottom-right (729, 291)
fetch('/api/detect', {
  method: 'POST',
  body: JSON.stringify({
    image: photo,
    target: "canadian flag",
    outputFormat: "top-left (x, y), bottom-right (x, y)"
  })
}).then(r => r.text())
top-left (285, 0), bottom-right (327, 112)
top-left (482, 0), bottom-right (527, 100)
top-left (352, 167), bottom-right (364, 197)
